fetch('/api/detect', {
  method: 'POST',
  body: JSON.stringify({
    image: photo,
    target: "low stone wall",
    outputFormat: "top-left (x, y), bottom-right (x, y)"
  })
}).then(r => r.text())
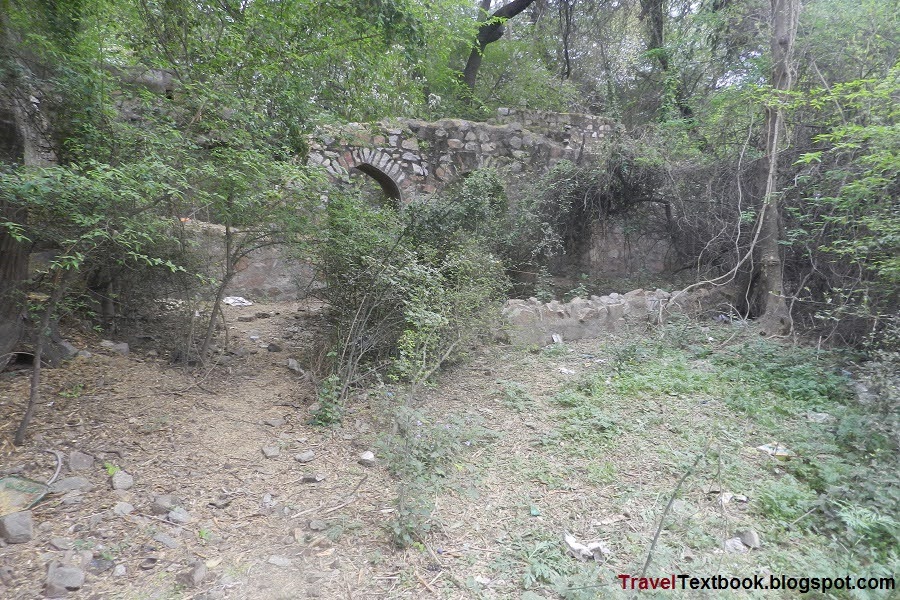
top-left (503, 287), bottom-right (715, 346)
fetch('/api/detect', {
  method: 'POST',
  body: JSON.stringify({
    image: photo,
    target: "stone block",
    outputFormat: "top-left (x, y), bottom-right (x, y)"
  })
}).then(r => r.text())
top-left (0, 511), bottom-right (33, 543)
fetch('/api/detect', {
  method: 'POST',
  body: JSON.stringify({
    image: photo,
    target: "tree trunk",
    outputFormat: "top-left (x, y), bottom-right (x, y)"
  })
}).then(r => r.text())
top-left (1, 11), bottom-right (59, 369)
top-left (753, 0), bottom-right (798, 336)
top-left (463, 0), bottom-right (537, 90)
top-left (0, 201), bottom-right (28, 371)
top-left (15, 270), bottom-right (69, 445)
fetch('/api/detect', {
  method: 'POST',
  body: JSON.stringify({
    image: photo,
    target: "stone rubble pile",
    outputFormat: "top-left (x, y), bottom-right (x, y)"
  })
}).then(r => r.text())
top-left (503, 287), bottom-right (714, 345)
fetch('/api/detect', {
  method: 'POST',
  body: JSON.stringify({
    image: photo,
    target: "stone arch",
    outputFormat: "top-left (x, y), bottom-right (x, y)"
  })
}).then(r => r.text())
top-left (337, 147), bottom-right (407, 203)
top-left (351, 163), bottom-right (402, 201)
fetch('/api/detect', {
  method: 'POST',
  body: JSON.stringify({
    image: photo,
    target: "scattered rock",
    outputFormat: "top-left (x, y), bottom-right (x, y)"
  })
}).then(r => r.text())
top-left (806, 411), bottom-right (833, 423)
top-left (756, 442), bottom-right (795, 460)
top-left (723, 537), bottom-right (748, 554)
top-left (50, 537), bottom-right (73, 551)
top-left (301, 473), bottom-right (325, 483)
top-left (563, 532), bottom-right (610, 561)
top-left (89, 557), bottom-right (115, 574)
top-left (264, 416), bottom-right (286, 427)
top-left (262, 445), bottom-right (281, 459)
top-left (295, 451), bottom-right (315, 463)
top-left (112, 564), bottom-right (126, 577)
top-left (75, 550), bottom-right (93, 569)
top-left (267, 342), bottom-right (282, 352)
top-left (268, 555), bottom-right (292, 567)
top-left (255, 311), bottom-right (272, 319)
top-left (177, 561), bottom-right (207, 587)
top-left (46, 562), bottom-right (85, 591)
top-left (60, 492), bottom-right (84, 506)
top-left (151, 494), bottom-right (181, 515)
top-left (100, 340), bottom-right (130, 355)
top-left (168, 507), bottom-right (192, 524)
top-left (0, 511), bottom-right (33, 543)
top-left (68, 451), bottom-right (94, 472)
top-left (49, 477), bottom-right (92, 494)
top-left (286, 358), bottom-right (304, 375)
top-left (739, 529), bottom-right (761, 549)
top-left (358, 451), bottom-right (376, 467)
top-left (237, 315), bottom-right (256, 322)
top-left (111, 471), bottom-right (134, 491)
top-left (308, 520), bottom-right (327, 531)
top-left (853, 381), bottom-right (877, 403)
top-left (153, 532), bottom-right (180, 549)
top-left (113, 502), bottom-right (134, 516)
top-left (44, 583), bottom-right (68, 599)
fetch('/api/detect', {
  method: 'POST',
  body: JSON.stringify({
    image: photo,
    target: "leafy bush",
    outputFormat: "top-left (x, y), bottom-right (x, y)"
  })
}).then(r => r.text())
top-left (318, 171), bottom-right (510, 402)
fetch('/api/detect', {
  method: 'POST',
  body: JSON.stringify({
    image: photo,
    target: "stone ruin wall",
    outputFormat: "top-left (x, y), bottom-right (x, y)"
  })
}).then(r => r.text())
top-left (307, 108), bottom-right (617, 201)
top-left (308, 109), bottom-right (674, 279)
top-left (487, 108), bottom-right (616, 156)
top-left (503, 287), bottom-right (719, 346)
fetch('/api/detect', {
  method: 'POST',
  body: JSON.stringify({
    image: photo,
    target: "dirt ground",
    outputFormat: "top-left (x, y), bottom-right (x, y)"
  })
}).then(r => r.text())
top-left (1, 300), bottom-right (827, 599)
top-left (2, 300), bottom-right (406, 599)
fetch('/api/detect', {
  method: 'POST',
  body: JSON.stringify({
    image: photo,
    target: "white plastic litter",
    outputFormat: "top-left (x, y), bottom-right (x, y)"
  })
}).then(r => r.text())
top-left (223, 296), bottom-right (253, 306)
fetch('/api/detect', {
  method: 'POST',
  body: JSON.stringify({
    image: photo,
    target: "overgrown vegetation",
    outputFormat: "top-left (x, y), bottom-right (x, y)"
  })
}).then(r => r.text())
top-left (316, 170), bottom-right (511, 406)
top-left (376, 401), bottom-right (496, 547)
top-left (531, 325), bottom-right (900, 593)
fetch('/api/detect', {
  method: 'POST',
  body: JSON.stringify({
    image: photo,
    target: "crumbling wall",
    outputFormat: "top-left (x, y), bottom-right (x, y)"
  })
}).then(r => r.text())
top-left (503, 287), bottom-right (718, 345)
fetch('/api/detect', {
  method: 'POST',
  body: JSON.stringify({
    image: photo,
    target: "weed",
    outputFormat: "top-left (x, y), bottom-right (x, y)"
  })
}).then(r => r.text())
top-left (309, 374), bottom-right (343, 426)
top-left (103, 462), bottom-right (120, 476)
top-left (58, 383), bottom-right (84, 398)
top-left (562, 274), bottom-right (593, 302)
top-left (490, 533), bottom-right (602, 599)
top-left (497, 380), bottom-right (533, 412)
top-left (540, 343), bottom-right (570, 358)
top-left (756, 475), bottom-right (819, 523)
top-left (377, 405), bottom-right (497, 547)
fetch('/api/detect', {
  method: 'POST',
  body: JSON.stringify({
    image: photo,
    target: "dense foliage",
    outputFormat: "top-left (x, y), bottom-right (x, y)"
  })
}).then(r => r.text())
top-left (1, 0), bottom-right (897, 419)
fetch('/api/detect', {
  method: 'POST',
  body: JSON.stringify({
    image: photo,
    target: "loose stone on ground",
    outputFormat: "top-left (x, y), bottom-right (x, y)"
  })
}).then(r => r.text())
top-left (68, 451), bottom-right (94, 472)
top-left (111, 471), bottom-right (134, 491)
top-left (295, 450), bottom-right (315, 463)
top-left (0, 511), bottom-right (33, 543)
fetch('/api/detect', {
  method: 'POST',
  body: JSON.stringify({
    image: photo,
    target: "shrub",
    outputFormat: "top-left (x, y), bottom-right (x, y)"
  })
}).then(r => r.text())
top-left (317, 172), bottom-right (510, 403)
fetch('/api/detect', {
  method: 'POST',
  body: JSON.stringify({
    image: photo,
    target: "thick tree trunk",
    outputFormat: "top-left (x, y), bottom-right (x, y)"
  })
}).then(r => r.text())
top-left (753, 0), bottom-right (798, 336)
top-left (463, 0), bottom-right (537, 90)
top-left (0, 107), bottom-right (28, 370)
top-left (1, 12), bottom-right (60, 369)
